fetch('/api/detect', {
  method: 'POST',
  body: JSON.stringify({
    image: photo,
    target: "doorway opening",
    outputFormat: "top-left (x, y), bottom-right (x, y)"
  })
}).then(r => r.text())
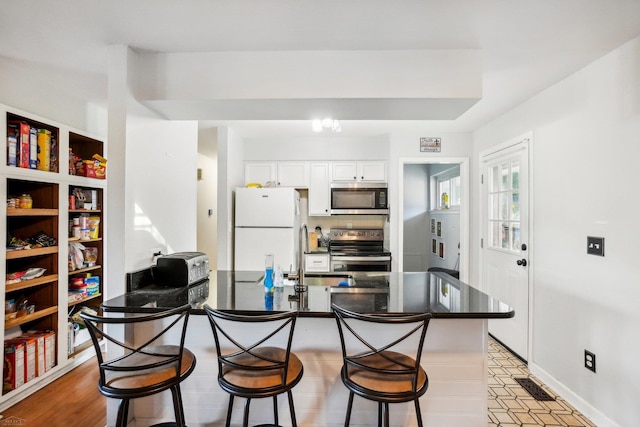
top-left (398, 157), bottom-right (469, 281)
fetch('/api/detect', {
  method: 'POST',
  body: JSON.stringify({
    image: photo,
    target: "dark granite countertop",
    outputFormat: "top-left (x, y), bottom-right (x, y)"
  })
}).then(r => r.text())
top-left (102, 270), bottom-right (514, 319)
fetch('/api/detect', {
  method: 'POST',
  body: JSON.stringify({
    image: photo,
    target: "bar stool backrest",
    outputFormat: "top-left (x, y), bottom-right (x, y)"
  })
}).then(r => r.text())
top-left (203, 306), bottom-right (298, 389)
top-left (80, 305), bottom-right (192, 397)
top-left (331, 303), bottom-right (432, 394)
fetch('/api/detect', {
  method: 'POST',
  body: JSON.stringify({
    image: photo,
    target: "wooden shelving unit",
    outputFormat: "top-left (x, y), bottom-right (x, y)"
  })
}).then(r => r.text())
top-left (1, 105), bottom-right (107, 403)
top-left (67, 185), bottom-right (104, 355)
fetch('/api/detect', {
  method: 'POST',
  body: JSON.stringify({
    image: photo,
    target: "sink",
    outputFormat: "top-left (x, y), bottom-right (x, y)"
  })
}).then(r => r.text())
top-left (303, 273), bottom-right (354, 287)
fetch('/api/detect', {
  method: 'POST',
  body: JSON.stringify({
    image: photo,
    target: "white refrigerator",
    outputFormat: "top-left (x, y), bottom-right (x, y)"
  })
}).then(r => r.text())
top-left (234, 187), bottom-right (301, 272)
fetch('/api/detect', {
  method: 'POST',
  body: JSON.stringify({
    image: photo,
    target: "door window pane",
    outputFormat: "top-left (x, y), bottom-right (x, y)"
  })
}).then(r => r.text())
top-left (487, 157), bottom-right (522, 253)
top-left (500, 193), bottom-right (509, 220)
top-left (511, 192), bottom-right (520, 220)
top-left (501, 163), bottom-right (509, 191)
top-left (501, 223), bottom-right (510, 249)
top-left (490, 221), bottom-right (501, 247)
top-left (511, 224), bottom-right (520, 250)
top-left (512, 163), bottom-right (520, 190)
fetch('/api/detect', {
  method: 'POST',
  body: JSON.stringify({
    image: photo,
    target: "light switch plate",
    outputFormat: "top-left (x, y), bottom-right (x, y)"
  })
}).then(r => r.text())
top-left (587, 236), bottom-right (605, 256)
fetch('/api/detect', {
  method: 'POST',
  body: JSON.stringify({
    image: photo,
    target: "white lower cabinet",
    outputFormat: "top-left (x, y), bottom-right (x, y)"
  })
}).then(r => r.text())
top-left (305, 253), bottom-right (330, 272)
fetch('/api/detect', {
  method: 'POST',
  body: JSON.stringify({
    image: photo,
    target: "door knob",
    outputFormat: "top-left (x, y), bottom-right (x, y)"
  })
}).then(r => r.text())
top-left (517, 259), bottom-right (527, 267)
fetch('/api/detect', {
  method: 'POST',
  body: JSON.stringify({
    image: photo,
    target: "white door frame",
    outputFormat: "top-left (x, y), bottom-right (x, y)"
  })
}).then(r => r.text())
top-left (398, 157), bottom-right (470, 281)
top-left (478, 132), bottom-right (534, 362)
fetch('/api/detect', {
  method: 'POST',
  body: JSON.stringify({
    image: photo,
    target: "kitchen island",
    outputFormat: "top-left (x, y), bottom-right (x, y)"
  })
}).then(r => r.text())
top-left (101, 271), bottom-right (513, 427)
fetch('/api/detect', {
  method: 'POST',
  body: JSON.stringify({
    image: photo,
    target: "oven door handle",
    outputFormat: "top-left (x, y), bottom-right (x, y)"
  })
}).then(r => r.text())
top-left (330, 256), bottom-right (391, 262)
top-left (329, 287), bottom-right (389, 294)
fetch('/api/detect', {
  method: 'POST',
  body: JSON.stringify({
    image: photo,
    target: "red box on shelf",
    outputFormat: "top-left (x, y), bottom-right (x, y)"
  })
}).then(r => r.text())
top-left (3, 341), bottom-right (25, 393)
top-left (83, 160), bottom-right (106, 179)
top-left (5, 338), bottom-right (36, 383)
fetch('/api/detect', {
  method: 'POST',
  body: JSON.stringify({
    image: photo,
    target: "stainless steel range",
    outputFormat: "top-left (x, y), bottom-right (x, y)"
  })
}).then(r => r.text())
top-left (329, 228), bottom-right (392, 272)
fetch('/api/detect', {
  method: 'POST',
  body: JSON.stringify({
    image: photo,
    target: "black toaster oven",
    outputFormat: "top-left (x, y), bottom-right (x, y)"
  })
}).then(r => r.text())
top-left (155, 252), bottom-right (210, 287)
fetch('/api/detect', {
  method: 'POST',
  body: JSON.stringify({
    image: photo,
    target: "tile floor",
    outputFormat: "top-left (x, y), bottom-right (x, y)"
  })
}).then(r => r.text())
top-left (488, 337), bottom-right (597, 427)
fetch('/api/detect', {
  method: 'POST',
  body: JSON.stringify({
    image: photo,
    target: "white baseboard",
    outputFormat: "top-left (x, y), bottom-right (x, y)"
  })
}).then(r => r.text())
top-left (529, 362), bottom-right (619, 427)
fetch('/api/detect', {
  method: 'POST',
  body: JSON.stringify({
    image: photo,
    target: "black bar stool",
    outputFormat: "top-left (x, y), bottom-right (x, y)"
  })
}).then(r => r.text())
top-left (203, 305), bottom-right (304, 427)
top-left (80, 305), bottom-right (196, 427)
top-left (332, 303), bottom-right (432, 427)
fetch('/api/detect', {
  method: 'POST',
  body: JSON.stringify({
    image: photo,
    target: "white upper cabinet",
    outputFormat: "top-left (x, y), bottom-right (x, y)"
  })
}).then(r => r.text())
top-left (308, 162), bottom-right (331, 216)
top-left (277, 161), bottom-right (309, 188)
top-left (357, 161), bottom-right (387, 182)
top-left (244, 161), bottom-right (310, 188)
top-left (331, 161), bottom-right (387, 182)
top-left (244, 162), bottom-right (277, 186)
top-left (331, 161), bottom-right (358, 181)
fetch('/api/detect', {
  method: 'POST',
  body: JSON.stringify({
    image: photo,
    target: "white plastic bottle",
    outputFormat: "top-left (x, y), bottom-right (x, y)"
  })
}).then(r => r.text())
top-left (274, 264), bottom-right (284, 287)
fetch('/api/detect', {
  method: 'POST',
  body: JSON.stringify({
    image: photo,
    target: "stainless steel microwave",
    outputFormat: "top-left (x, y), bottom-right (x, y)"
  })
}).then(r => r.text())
top-left (330, 182), bottom-right (389, 215)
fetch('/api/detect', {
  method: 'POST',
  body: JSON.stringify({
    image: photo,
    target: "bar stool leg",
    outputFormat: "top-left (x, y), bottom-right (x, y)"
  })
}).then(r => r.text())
top-left (176, 385), bottom-right (187, 426)
top-left (272, 396), bottom-right (279, 426)
top-left (344, 392), bottom-right (354, 427)
top-left (170, 385), bottom-right (185, 427)
top-left (414, 399), bottom-right (424, 427)
top-left (225, 395), bottom-right (235, 427)
top-left (116, 399), bottom-right (130, 427)
top-left (287, 390), bottom-right (298, 427)
top-left (383, 402), bottom-right (390, 427)
top-left (242, 397), bottom-right (252, 427)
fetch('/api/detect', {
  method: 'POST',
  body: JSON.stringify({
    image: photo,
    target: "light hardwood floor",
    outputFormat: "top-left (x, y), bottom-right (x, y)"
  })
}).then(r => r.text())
top-left (0, 342), bottom-right (597, 427)
top-left (0, 357), bottom-right (105, 427)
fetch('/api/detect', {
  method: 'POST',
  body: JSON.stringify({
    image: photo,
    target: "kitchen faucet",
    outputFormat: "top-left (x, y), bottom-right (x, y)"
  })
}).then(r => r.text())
top-left (294, 223), bottom-right (308, 285)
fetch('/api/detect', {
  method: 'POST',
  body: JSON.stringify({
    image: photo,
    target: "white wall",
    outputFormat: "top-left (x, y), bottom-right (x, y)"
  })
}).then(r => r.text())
top-left (105, 47), bottom-right (199, 275)
top-left (125, 114), bottom-right (198, 270)
top-left (472, 36), bottom-right (640, 427)
top-left (403, 164), bottom-right (430, 271)
top-left (197, 127), bottom-right (218, 268)
top-left (0, 56), bottom-right (106, 132)
top-left (243, 135), bottom-right (389, 161)
top-left (216, 126), bottom-right (245, 270)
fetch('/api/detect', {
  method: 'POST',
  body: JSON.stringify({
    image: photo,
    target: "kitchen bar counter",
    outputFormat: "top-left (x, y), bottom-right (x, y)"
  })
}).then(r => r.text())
top-left (101, 270), bottom-right (513, 319)
top-left (100, 271), bottom-right (511, 427)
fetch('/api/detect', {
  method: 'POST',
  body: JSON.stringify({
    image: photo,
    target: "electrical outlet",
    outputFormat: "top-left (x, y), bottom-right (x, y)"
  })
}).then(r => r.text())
top-left (584, 350), bottom-right (596, 373)
top-left (151, 247), bottom-right (163, 262)
top-left (587, 236), bottom-right (604, 256)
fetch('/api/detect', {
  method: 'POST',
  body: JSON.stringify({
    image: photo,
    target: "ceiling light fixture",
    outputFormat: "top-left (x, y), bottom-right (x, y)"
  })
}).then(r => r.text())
top-left (312, 118), bottom-right (341, 133)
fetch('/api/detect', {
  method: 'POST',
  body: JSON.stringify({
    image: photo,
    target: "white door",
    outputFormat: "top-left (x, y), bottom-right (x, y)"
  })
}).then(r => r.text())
top-left (481, 136), bottom-right (530, 360)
